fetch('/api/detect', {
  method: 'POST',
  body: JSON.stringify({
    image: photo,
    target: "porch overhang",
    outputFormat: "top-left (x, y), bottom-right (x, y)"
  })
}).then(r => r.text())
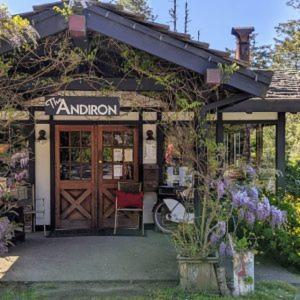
top-left (0, 2), bottom-right (273, 100)
top-left (221, 98), bottom-right (300, 113)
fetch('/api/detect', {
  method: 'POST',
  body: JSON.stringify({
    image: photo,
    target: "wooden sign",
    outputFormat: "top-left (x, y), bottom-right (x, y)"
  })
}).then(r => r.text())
top-left (45, 96), bottom-right (120, 116)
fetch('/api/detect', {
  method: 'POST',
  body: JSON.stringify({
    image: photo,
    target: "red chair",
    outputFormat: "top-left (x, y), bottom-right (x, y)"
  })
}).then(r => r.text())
top-left (114, 182), bottom-right (144, 235)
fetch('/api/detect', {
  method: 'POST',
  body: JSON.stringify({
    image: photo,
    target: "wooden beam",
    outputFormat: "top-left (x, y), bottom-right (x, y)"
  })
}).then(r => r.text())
top-left (276, 112), bottom-right (286, 190)
top-left (222, 98), bottom-right (300, 113)
top-left (17, 78), bottom-right (165, 93)
top-left (200, 93), bottom-right (250, 116)
top-left (216, 113), bottom-right (224, 144)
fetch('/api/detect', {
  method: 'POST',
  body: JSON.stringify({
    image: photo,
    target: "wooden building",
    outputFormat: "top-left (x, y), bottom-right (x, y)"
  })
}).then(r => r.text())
top-left (0, 1), bottom-right (279, 232)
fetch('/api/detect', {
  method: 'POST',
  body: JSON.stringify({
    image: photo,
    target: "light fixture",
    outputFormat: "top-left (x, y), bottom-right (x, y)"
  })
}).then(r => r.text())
top-left (37, 130), bottom-right (47, 143)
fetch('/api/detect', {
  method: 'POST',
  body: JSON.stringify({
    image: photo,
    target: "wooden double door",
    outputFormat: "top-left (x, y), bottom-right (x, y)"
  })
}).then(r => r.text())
top-left (55, 125), bottom-right (139, 230)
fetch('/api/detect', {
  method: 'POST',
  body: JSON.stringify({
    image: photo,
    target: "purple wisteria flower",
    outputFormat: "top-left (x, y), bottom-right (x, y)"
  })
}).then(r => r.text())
top-left (270, 206), bottom-right (287, 227)
top-left (256, 197), bottom-right (271, 221)
top-left (245, 211), bottom-right (256, 225)
top-left (210, 233), bottom-right (220, 245)
top-left (219, 241), bottom-right (233, 257)
top-left (232, 190), bottom-right (249, 208)
top-left (219, 242), bottom-right (227, 256)
top-left (248, 187), bottom-right (259, 201)
top-left (246, 165), bottom-right (256, 178)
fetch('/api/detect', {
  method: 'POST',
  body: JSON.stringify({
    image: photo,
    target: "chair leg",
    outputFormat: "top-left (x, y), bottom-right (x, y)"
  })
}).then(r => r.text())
top-left (43, 224), bottom-right (46, 237)
top-left (142, 211), bottom-right (145, 236)
top-left (114, 209), bottom-right (118, 235)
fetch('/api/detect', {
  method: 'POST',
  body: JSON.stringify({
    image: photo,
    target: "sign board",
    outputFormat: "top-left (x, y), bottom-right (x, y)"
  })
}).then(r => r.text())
top-left (45, 96), bottom-right (120, 116)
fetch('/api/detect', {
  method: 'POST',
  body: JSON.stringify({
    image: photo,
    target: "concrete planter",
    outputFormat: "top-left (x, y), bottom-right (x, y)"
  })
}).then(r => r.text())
top-left (177, 256), bottom-right (219, 293)
top-left (221, 251), bottom-right (255, 296)
top-left (232, 251), bottom-right (254, 296)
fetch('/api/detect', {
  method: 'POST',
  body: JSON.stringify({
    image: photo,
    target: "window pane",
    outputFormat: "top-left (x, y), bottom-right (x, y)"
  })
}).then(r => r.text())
top-left (124, 148), bottom-right (133, 162)
top-left (82, 164), bottom-right (92, 179)
top-left (81, 131), bottom-right (91, 147)
top-left (103, 148), bottom-right (112, 162)
top-left (113, 132), bottom-right (123, 146)
top-left (124, 164), bottom-right (133, 180)
top-left (70, 131), bottom-right (80, 147)
top-left (113, 149), bottom-right (123, 162)
top-left (70, 164), bottom-right (81, 180)
top-left (60, 164), bottom-right (70, 180)
top-left (124, 131), bottom-right (134, 146)
top-left (103, 163), bottom-right (113, 179)
top-left (60, 148), bottom-right (69, 163)
top-left (113, 164), bottom-right (123, 179)
top-left (81, 148), bottom-right (91, 163)
top-left (60, 132), bottom-right (69, 147)
top-left (71, 148), bottom-right (81, 163)
top-left (103, 132), bottom-right (113, 146)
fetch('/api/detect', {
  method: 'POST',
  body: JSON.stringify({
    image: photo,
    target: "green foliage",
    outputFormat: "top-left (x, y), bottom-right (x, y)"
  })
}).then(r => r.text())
top-left (254, 191), bottom-right (300, 269)
top-left (218, 62), bottom-right (240, 84)
top-left (250, 35), bottom-right (273, 69)
top-left (234, 236), bottom-right (250, 252)
top-left (53, 2), bottom-right (73, 20)
top-left (274, 19), bottom-right (300, 70)
top-left (286, 162), bottom-right (300, 196)
top-left (0, 5), bottom-right (38, 48)
top-left (115, 0), bottom-right (155, 20)
top-left (244, 276), bottom-right (254, 285)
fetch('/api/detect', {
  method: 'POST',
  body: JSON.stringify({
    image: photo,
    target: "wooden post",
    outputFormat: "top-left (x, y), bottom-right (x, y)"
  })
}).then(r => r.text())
top-left (216, 113), bottom-right (224, 144)
top-left (256, 125), bottom-right (263, 167)
top-left (276, 112), bottom-right (286, 190)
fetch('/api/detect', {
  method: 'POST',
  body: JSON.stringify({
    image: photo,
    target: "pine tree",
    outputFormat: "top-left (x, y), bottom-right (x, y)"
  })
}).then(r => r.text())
top-left (116, 0), bottom-right (155, 21)
top-left (169, 0), bottom-right (178, 32)
top-left (273, 20), bottom-right (300, 70)
top-left (287, 0), bottom-right (300, 9)
top-left (250, 34), bottom-right (273, 69)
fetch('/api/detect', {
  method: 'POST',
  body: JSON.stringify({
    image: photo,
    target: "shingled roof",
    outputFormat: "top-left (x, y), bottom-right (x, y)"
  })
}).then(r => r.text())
top-left (0, 0), bottom-right (273, 99)
top-left (266, 69), bottom-right (300, 100)
top-left (222, 69), bottom-right (300, 112)
top-left (19, 1), bottom-right (240, 64)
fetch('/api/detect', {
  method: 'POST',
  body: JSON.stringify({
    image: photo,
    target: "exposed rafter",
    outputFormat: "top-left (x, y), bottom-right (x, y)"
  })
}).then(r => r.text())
top-left (200, 93), bottom-right (250, 116)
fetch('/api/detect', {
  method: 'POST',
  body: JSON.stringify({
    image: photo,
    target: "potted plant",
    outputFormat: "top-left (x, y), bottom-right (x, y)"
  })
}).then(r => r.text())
top-left (171, 177), bottom-right (233, 293)
top-left (218, 165), bottom-right (287, 296)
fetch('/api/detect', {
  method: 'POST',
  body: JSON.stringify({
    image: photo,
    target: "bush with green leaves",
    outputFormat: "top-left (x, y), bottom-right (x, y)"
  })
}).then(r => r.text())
top-left (254, 191), bottom-right (300, 269)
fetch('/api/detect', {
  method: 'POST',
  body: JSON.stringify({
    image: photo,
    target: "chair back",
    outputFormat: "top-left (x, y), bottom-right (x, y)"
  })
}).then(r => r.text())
top-left (118, 182), bottom-right (142, 194)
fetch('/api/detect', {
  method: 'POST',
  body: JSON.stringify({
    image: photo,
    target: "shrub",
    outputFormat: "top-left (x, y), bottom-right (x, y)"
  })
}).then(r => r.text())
top-left (254, 191), bottom-right (300, 270)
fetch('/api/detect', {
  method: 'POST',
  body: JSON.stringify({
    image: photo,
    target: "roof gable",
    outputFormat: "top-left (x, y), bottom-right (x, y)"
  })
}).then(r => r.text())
top-left (0, 1), bottom-right (273, 98)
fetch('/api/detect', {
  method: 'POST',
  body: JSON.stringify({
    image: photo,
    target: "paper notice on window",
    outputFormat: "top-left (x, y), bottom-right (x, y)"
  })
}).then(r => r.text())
top-left (113, 149), bottom-right (123, 162)
top-left (124, 149), bottom-right (133, 162)
top-left (114, 165), bottom-right (123, 178)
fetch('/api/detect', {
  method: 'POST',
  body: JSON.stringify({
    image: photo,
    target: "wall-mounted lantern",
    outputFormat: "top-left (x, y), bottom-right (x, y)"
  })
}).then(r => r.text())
top-left (37, 130), bottom-right (47, 143)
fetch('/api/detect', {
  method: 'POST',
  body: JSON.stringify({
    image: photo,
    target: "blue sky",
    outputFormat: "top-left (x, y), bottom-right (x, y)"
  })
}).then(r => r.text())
top-left (2, 0), bottom-right (298, 51)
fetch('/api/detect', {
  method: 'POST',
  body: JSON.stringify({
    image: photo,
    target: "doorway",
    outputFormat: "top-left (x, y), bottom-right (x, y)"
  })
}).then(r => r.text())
top-left (55, 125), bottom-right (139, 230)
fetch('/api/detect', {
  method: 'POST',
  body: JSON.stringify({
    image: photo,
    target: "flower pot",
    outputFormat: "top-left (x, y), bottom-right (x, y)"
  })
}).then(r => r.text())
top-left (221, 251), bottom-right (254, 296)
top-left (177, 256), bottom-right (219, 293)
top-left (232, 251), bottom-right (254, 296)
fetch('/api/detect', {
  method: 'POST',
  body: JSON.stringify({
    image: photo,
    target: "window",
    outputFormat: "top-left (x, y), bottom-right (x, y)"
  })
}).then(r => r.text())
top-left (59, 131), bottom-right (92, 180)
